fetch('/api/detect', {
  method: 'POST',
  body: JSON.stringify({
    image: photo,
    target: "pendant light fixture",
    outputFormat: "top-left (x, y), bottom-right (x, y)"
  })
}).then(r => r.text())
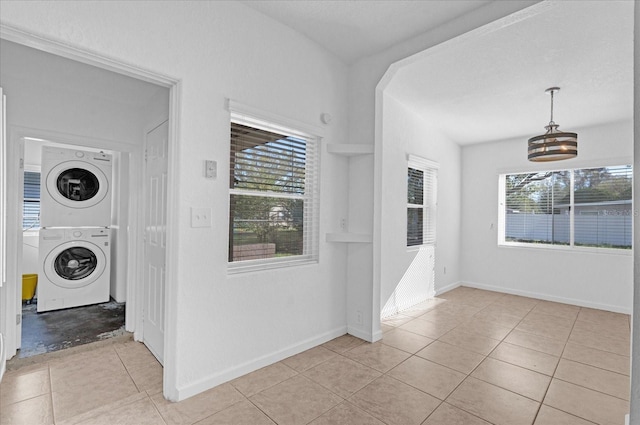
top-left (527, 87), bottom-right (578, 162)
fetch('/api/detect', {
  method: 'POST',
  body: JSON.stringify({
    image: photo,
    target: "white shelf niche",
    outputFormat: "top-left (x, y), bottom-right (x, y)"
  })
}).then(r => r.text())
top-left (326, 233), bottom-right (372, 243)
top-left (326, 144), bottom-right (374, 156)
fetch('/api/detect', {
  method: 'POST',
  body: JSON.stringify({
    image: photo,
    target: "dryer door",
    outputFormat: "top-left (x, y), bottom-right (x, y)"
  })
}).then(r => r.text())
top-left (45, 160), bottom-right (109, 209)
top-left (44, 241), bottom-right (107, 289)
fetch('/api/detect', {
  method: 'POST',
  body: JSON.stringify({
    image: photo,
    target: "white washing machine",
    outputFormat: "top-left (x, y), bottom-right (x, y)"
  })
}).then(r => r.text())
top-left (40, 146), bottom-right (112, 227)
top-left (38, 227), bottom-right (111, 312)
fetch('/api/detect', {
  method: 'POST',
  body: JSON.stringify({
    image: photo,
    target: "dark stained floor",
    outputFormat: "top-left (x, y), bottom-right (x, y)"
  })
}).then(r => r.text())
top-left (18, 299), bottom-right (126, 358)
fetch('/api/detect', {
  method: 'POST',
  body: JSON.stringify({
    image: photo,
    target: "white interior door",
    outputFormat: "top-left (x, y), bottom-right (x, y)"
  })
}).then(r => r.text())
top-left (0, 88), bottom-right (24, 362)
top-left (142, 120), bottom-right (168, 364)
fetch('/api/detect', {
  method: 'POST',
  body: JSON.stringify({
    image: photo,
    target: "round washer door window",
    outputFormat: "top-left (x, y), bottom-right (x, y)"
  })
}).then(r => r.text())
top-left (44, 241), bottom-right (106, 289)
top-left (54, 247), bottom-right (97, 281)
top-left (56, 168), bottom-right (100, 202)
top-left (46, 160), bottom-right (109, 209)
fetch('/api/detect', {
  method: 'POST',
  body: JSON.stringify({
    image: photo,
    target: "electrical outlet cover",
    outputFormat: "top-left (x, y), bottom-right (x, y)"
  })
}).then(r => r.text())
top-left (191, 207), bottom-right (212, 228)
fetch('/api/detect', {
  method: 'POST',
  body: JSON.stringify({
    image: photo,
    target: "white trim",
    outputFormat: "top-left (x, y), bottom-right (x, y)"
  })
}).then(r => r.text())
top-left (463, 280), bottom-right (632, 315)
top-left (435, 281), bottom-right (463, 296)
top-left (227, 105), bottom-right (321, 274)
top-left (173, 326), bottom-right (346, 401)
top-left (0, 333), bottom-right (5, 383)
top-left (0, 24), bottom-right (175, 88)
top-left (497, 241), bottom-right (633, 256)
top-left (407, 154), bottom-right (439, 170)
top-left (347, 325), bottom-right (382, 343)
top-left (227, 99), bottom-right (324, 138)
top-left (161, 81), bottom-right (182, 401)
top-left (227, 256), bottom-right (319, 275)
top-left (498, 166), bottom-right (633, 252)
top-left (229, 189), bottom-right (304, 200)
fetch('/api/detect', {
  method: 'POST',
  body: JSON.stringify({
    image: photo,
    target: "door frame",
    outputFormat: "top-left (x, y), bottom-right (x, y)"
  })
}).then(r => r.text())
top-left (0, 24), bottom-right (181, 400)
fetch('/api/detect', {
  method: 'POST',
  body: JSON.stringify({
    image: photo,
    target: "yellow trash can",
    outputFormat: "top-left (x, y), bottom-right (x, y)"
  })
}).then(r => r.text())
top-left (22, 274), bottom-right (38, 302)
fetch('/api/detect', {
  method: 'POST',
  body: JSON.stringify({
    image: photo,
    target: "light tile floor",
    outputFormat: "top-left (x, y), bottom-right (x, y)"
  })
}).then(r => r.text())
top-left (0, 287), bottom-right (632, 424)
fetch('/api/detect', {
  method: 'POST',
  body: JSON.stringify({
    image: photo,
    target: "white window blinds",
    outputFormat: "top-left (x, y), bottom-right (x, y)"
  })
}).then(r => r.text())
top-left (407, 155), bottom-right (438, 247)
top-left (229, 114), bottom-right (319, 271)
top-left (23, 171), bottom-right (40, 230)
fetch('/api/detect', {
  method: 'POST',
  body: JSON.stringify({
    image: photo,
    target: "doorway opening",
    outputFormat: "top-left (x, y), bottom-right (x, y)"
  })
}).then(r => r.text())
top-left (0, 32), bottom-right (175, 385)
top-left (18, 138), bottom-right (127, 359)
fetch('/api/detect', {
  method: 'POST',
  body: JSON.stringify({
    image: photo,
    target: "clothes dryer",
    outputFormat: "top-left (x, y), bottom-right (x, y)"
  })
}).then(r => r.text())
top-left (40, 147), bottom-right (112, 227)
top-left (38, 227), bottom-right (111, 312)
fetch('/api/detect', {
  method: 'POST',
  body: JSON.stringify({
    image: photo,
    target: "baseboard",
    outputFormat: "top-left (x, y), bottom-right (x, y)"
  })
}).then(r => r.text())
top-left (0, 333), bottom-right (6, 383)
top-left (381, 290), bottom-right (437, 320)
top-left (435, 281), bottom-right (463, 296)
top-left (462, 281), bottom-right (632, 314)
top-left (371, 329), bottom-right (383, 342)
top-left (347, 325), bottom-right (382, 343)
top-left (174, 325), bottom-right (347, 401)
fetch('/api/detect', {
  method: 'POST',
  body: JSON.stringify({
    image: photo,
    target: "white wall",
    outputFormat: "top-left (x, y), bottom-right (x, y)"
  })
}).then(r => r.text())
top-left (0, 0), bottom-right (350, 400)
top-left (379, 94), bottom-right (461, 317)
top-left (460, 120), bottom-right (633, 313)
top-left (21, 234), bottom-right (38, 275)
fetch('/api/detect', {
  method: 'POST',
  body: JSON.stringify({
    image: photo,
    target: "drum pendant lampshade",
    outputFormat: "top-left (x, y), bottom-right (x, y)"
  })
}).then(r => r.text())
top-left (528, 87), bottom-right (578, 162)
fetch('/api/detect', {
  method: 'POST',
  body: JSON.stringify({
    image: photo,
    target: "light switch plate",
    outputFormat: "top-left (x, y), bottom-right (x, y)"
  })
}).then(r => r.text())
top-left (191, 207), bottom-right (212, 228)
top-left (204, 160), bottom-right (217, 179)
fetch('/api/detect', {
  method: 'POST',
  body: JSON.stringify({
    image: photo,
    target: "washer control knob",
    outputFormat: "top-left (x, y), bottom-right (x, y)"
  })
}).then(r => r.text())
top-left (73, 231), bottom-right (82, 238)
top-left (75, 151), bottom-right (85, 158)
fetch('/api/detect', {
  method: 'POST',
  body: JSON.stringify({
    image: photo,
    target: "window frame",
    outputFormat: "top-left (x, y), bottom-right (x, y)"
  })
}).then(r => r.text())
top-left (407, 155), bottom-right (438, 250)
top-left (227, 102), bottom-right (321, 274)
top-left (498, 164), bottom-right (633, 253)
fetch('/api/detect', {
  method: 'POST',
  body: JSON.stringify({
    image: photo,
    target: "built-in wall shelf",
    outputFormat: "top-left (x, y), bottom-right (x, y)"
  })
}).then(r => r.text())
top-left (326, 144), bottom-right (374, 156)
top-left (326, 233), bottom-right (373, 243)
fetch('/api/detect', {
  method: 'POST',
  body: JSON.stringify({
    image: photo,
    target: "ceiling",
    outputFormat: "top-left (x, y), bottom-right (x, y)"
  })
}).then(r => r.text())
top-left (386, 0), bottom-right (634, 145)
top-left (241, 0), bottom-right (492, 64)
top-left (1, 1), bottom-right (633, 148)
top-left (243, 0), bottom-right (634, 146)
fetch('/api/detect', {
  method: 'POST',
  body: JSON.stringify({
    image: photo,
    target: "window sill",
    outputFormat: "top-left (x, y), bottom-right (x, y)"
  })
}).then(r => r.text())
top-left (498, 241), bottom-right (632, 256)
top-left (407, 243), bottom-right (435, 253)
top-left (227, 256), bottom-right (318, 275)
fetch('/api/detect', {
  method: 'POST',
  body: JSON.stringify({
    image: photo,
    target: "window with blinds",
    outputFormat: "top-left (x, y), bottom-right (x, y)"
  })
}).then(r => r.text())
top-left (407, 156), bottom-right (438, 247)
top-left (228, 115), bottom-right (319, 271)
top-left (23, 171), bottom-right (40, 230)
top-left (501, 165), bottom-right (632, 250)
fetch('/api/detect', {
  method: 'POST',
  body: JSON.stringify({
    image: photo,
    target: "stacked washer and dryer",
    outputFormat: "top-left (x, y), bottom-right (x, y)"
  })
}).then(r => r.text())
top-left (37, 147), bottom-right (112, 312)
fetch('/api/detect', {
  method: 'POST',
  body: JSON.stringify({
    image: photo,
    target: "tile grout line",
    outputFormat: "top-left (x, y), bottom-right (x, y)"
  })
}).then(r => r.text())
top-left (382, 292), bottom-right (631, 424)
top-left (48, 363), bottom-right (57, 425)
top-left (383, 293), bottom-right (537, 424)
top-left (425, 291), bottom-right (530, 423)
top-left (527, 306), bottom-right (613, 425)
top-left (434, 296), bottom-right (539, 424)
